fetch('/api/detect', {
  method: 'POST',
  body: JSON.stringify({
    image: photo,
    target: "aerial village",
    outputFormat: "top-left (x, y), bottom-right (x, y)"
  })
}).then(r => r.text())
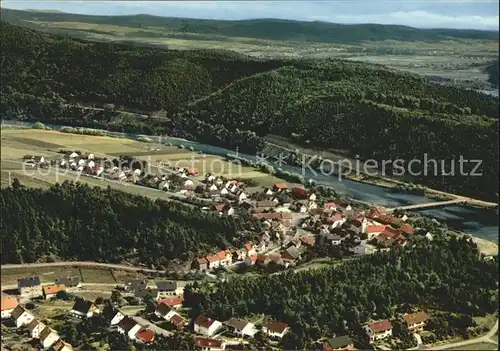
top-left (8, 150), bottom-right (440, 350)
top-left (2, 272), bottom-right (432, 350)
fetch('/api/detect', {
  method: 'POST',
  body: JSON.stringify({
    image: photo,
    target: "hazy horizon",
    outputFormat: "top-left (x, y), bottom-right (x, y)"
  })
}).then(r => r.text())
top-left (2, 1), bottom-right (499, 31)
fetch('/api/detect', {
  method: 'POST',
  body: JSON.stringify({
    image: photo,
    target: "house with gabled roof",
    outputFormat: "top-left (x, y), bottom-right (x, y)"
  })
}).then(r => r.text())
top-left (39, 326), bottom-right (59, 349)
top-left (43, 284), bottom-right (66, 300)
top-left (225, 318), bottom-right (258, 338)
top-left (110, 310), bottom-right (126, 326)
top-left (156, 281), bottom-right (183, 298)
top-left (169, 313), bottom-right (187, 330)
top-left (1, 294), bottom-right (18, 319)
top-left (135, 327), bottom-right (155, 343)
top-left (154, 303), bottom-right (177, 321)
top-left (273, 183), bottom-right (288, 192)
top-left (194, 337), bottom-right (226, 351)
top-left (11, 305), bottom-right (34, 328)
top-left (194, 315), bottom-right (223, 337)
top-left (28, 319), bottom-right (46, 339)
top-left (117, 316), bottom-right (142, 340)
top-left (52, 340), bottom-right (73, 351)
top-left (69, 299), bottom-right (100, 319)
top-left (54, 277), bottom-right (81, 290)
top-left (403, 311), bottom-right (430, 332)
top-left (124, 279), bottom-right (148, 292)
top-left (158, 296), bottom-right (184, 310)
top-left (262, 320), bottom-right (289, 339)
top-left (323, 335), bottom-right (355, 351)
top-left (365, 319), bottom-right (393, 343)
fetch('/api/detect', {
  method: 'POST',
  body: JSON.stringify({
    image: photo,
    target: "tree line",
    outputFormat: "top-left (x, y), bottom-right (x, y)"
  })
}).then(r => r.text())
top-left (1, 20), bottom-right (498, 199)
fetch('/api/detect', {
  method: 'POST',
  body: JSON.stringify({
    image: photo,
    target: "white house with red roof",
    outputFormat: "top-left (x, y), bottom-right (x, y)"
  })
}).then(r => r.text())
top-left (327, 213), bottom-right (346, 229)
top-left (262, 320), bottom-right (289, 339)
top-left (194, 315), bottom-right (223, 337)
top-left (365, 319), bottom-right (393, 343)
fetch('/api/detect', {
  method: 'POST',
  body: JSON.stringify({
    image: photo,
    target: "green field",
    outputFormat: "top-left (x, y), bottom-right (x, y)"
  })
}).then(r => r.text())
top-left (448, 342), bottom-right (498, 350)
top-left (1, 266), bottom-right (81, 285)
top-left (1, 128), bottom-right (293, 193)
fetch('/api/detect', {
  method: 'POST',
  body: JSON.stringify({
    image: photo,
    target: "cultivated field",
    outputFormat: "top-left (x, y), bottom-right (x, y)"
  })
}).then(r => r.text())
top-left (17, 19), bottom-right (499, 87)
top-left (1, 128), bottom-right (291, 191)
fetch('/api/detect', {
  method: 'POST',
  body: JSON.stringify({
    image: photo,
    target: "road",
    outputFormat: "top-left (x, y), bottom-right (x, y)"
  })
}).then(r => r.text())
top-left (426, 319), bottom-right (498, 350)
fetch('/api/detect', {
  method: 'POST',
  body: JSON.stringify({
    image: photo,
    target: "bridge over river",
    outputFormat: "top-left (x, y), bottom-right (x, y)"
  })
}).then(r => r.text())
top-left (387, 197), bottom-right (497, 213)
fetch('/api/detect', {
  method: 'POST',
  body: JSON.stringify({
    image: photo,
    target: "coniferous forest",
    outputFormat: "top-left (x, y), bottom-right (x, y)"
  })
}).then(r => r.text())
top-left (0, 180), bottom-right (259, 265)
top-left (0, 20), bottom-right (498, 200)
top-left (184, 238), bottom-right (498, 349)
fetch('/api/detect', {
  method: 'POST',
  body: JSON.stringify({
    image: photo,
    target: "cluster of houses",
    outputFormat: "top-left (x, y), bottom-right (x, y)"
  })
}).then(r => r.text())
top-left (364, 311), bottom-right (431, 344)
top-left (190, 315), bottom-right (290, 350)
top-left (1, 294), bottom-right (74, 350)
top-left (15, 276), bottom-right (81, 301)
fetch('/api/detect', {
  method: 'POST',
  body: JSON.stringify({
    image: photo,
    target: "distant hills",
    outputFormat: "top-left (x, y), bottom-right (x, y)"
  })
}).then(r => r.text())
top-left (2, 8), bottom-right (498, 44)
top-left (1, 20), bottom-right (498, 200)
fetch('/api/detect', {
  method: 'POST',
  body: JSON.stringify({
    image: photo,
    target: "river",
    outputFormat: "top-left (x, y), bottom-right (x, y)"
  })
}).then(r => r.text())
top-left (4, 120), bottom-right (498, 242)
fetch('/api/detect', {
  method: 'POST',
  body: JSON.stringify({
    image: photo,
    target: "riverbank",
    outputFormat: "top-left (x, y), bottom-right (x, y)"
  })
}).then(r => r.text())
top-left (262, 137), bottom-right (497, 209)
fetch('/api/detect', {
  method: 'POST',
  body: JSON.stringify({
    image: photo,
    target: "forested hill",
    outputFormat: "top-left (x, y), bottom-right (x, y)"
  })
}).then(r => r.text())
top-left (0, 181), bottom-right (259, 265)
top-left (1, 20), bottom-right (498, 201)
top-left (3, 8), bottom-right (499, 44)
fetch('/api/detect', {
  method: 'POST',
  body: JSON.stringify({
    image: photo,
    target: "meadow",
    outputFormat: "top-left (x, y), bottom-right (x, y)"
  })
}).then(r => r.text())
top-left (1, 128), bottom-right (291, 191)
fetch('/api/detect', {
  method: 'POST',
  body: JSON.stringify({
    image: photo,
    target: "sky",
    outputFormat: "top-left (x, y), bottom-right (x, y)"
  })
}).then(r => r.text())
top-left (2, 1), bottom-right (499, 31)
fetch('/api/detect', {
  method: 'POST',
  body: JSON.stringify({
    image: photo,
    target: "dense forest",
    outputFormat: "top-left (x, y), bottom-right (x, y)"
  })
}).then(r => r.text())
top-left (0, 180), bottom-right (260, 265)
top-left (184, 237), bottom-right (499, 349)
top-left (3, 8), bottom-right (499, 44)
top-left (1, 21), bottom-right (498, 200)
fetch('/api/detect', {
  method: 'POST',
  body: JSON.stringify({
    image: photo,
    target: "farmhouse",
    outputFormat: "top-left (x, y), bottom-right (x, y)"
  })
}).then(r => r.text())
top-left (365, 319), bottom-right (393, 343)
top-left (194, 315), bottom-right (223, 337)
top-left (197, 258), bottom-right (209, 272)
top-left (1, 294), bottom-right (18, 319)
top-left (262, 320), bottom-right (289, 339)
top-left (225, 318), bottom-right (258, 338)
top-left (403, 311), bottom-right (430, 332)
top-left (323, 335), bottom-right (355, 351)
top-left (11, 305), bottom-right (35, 328)
top-left (156, 281), bottom-right (184, 298)
top-left (39, 326), bottom-right (59, 349)
top-left (17, 276), bottom-right (43, 299)
top-left (69, 299), bottom-right (100, 319)
top-left (169, 314), bottom-right (187, 330)
top-left (194, 337), bottom-right (226, 351)
top-left (42, 284), bottom-right (66, 300)
top-left (27, 319), bottom-right (46, 339)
